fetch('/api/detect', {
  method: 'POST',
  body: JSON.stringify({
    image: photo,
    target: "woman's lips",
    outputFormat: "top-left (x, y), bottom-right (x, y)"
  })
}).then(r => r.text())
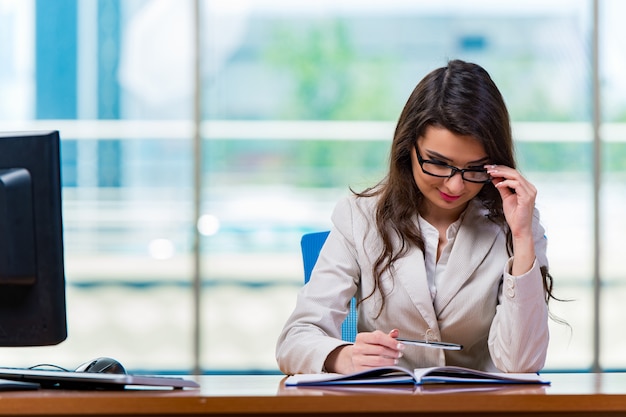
top-left (439, 191), bottom-right (461, 202)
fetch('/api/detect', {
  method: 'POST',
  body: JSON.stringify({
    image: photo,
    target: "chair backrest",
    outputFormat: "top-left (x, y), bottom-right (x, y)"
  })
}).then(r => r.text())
top-left (300, 231), bottom-right (357, 342)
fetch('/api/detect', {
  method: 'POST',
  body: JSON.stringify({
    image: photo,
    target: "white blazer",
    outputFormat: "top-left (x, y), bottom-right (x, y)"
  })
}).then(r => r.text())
top-left (276, 195), bottom-right (549, 375)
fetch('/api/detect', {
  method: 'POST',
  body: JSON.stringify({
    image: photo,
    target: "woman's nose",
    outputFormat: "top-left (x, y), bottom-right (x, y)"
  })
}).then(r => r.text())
top-left (444, 171), bottom-right (465, 193)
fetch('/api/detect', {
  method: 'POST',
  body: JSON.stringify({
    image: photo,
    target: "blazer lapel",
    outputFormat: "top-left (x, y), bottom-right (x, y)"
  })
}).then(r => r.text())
top-left (433, 203), bottom-right (503, 314)
top-left (394, 246), bottom-right (439, 331)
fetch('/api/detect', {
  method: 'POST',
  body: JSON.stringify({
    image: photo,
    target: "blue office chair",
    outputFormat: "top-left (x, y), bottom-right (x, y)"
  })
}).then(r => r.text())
top-left (300, 231), bottom-right (357, 343)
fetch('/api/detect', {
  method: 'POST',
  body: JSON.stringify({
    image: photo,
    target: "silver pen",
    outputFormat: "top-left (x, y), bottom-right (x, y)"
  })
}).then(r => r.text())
top-left (396, 338), bottom-right (463, 351)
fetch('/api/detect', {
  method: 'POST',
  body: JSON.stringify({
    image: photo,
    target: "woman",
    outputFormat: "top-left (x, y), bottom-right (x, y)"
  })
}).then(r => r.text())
top-left (276, 59), bottom-right (556, 375)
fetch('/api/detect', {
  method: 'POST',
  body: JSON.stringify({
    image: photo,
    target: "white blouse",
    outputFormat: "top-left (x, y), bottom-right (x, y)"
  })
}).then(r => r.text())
top-left (417, 214), bottom-right (463, 302)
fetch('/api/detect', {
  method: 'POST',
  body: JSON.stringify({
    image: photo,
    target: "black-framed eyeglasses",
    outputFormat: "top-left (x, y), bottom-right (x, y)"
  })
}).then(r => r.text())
top-left (414, 143), bottom-right (491, 184)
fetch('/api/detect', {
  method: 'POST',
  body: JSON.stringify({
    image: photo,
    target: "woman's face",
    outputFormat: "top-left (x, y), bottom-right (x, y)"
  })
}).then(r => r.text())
top-left (411, 125), bottom-right (489, 221)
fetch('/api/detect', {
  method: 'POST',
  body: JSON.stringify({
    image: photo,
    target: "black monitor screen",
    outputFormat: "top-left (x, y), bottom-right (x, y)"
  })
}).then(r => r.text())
top-left (0, 130), bottom-right (67, 346)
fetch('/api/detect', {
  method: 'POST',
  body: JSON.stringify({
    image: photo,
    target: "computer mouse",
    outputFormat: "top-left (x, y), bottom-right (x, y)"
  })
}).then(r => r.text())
top-left (74, 357), bottom-right (127, 374)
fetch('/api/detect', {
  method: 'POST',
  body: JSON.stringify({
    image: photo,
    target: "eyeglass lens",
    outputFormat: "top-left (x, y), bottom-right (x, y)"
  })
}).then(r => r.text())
top-left (422, 162), bottom-right (489, 182)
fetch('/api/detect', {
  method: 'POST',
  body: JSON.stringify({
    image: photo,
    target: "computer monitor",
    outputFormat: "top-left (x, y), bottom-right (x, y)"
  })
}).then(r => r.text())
top-left (0, 130), bottom-right (67, 346)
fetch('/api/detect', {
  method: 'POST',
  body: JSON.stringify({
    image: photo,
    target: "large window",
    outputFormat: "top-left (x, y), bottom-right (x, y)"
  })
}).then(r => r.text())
top-left (0, 0), bottom-right (622, 373)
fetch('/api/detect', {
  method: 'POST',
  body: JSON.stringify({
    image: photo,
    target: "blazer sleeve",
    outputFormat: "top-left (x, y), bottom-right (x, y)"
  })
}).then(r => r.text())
top-left (487, 209), bottom-right (550, 372)
top-left (275, 197), bottom-right (361, 375)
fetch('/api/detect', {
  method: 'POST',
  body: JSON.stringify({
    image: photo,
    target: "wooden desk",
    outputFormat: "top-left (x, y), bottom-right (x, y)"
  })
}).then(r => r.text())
top-left (0, 373), bottom-right (624, 416)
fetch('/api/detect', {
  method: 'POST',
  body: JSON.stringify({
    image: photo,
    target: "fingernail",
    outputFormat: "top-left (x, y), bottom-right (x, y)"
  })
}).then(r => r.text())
top-left (397, 343), bottom-right (405, 351)
top-left (397, 351), bottom-right (404, 359)
top-left (393, 359), bottom-right (399, 365)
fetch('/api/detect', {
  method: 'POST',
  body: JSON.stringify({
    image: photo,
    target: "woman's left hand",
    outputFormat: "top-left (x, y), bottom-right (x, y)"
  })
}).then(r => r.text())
top-left (486, 165), bottom-right (538, 276)
top-left (485, 164), bottom-right (536, 238)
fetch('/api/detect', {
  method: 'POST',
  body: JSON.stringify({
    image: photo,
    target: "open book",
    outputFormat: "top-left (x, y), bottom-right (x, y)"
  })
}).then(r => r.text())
top-left (284, 365), bottom-right (550, 387)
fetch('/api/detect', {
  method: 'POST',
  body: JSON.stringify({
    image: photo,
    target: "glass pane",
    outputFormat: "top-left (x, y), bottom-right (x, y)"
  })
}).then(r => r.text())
top-left (0, 0), bottom-right (196, 372)
top-left (600, 0), bottom-right (626, 370)
top-left (200, 1), bottom-right (593, 371)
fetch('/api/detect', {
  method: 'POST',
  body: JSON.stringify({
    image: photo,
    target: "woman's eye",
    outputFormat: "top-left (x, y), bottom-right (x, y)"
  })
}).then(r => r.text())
top-left (430, 159), bottom-right (448, 166)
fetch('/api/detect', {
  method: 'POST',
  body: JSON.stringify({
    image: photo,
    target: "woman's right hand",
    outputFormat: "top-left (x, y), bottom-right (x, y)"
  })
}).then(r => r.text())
top-left (324, 329), bottom-right (405, 374)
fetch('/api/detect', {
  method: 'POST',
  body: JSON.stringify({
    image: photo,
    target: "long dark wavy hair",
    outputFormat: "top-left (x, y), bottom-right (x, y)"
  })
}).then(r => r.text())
top-left (354, 59), bottom-right (558, 315)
